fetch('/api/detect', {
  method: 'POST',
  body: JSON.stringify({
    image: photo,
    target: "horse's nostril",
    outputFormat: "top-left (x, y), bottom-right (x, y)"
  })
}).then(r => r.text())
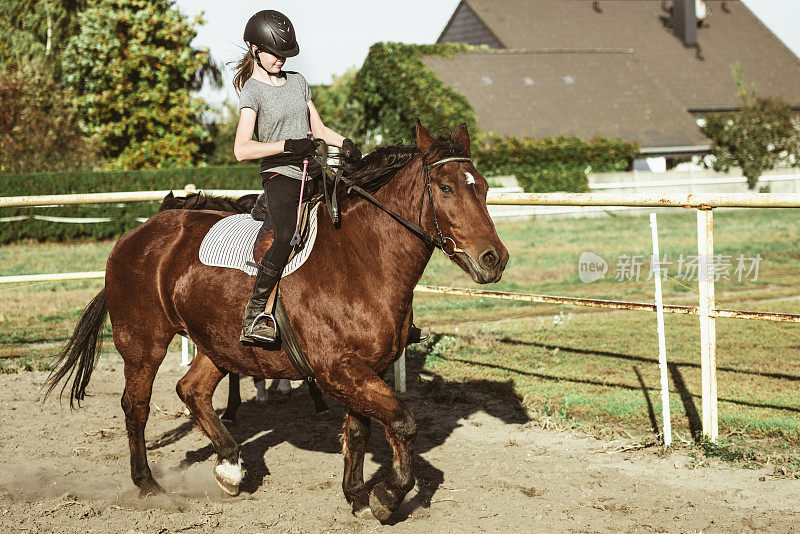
top-left (481, 250), bottom-right (498, 269)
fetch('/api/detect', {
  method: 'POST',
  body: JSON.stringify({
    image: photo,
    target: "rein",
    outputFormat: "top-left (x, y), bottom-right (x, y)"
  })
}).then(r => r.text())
top-left (312, 144), bottom-right (472, 257)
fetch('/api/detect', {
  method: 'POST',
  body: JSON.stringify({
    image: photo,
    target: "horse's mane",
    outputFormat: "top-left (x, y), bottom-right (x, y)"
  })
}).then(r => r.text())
top-left (158, 191), bottom-right (257, 214)
top-left (338, 132), bottom-right (469, 194)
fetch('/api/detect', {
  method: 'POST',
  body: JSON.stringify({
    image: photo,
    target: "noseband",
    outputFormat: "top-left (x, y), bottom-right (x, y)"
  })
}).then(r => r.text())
top-left (314, 147), bottom-right (472, 257)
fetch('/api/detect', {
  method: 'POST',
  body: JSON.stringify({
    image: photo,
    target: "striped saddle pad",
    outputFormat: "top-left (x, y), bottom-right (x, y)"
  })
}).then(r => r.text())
top-left (198, 204), bottom-right (319, 277)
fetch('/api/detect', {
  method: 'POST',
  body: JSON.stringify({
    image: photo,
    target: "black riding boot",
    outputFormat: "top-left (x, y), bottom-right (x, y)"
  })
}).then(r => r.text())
top-left (407, 324), bottom-right (430, 345)
top-left (239, 260), bottom-right (281, 343)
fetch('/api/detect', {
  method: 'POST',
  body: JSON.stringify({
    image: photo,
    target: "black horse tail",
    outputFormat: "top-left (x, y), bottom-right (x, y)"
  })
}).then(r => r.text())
top-left (43, 289), bottom-right (108, 408)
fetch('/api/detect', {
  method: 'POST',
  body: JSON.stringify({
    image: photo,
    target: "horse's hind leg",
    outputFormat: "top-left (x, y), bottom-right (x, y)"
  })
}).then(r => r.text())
top-left (220, 373), bottom-right (241, 425)
top-left (176, 352), bottom-right (243, 496)
top-left (119, 337), bottom-right (170, 497)
top-left (254, 378), bottom-right (269, 402)
top-left (309, 379), bottom-right (330, 414)
top-left (342, 407), bottom-right (371, 511)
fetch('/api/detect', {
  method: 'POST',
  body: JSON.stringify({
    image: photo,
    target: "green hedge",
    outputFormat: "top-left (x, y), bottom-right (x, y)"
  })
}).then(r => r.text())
top-left (0, 133), bottom-right (640, 243)
top-left (474, 134), bottom-right (639, 192)
top-left (0, 165), bottom-right (260, 243)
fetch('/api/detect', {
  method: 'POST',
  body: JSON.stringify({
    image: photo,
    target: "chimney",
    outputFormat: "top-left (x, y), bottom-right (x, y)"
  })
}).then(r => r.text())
top-left (673, 0), bottom-right (698, 46)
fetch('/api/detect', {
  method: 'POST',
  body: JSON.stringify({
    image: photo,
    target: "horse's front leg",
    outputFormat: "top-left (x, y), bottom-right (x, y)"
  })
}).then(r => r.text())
top-left (321, 362), bottom-right (417, 522)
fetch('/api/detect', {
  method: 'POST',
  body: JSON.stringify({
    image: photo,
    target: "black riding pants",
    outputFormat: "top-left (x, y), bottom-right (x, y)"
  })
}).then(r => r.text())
top-left (258, 172), bottom-right (319, 270)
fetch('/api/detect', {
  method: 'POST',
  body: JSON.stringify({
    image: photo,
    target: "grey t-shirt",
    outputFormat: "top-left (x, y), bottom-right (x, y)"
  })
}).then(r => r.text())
top-left (239, 71), bottom-right (313, 180)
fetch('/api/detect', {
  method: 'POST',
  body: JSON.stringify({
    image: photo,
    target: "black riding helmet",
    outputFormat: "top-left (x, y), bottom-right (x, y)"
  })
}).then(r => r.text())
top-left (243, 10), bottom-right (299, 60)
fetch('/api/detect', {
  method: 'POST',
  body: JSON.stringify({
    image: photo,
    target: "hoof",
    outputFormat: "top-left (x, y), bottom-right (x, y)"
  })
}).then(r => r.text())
top-left (353, 504), bottom-right (373, 519)
top-left (368, 483), bottom-right (394, 522)
top-left (220, 415), bottom-right (236, 426)
top-left (314, 408), bottom-right (333, 419)
top-left (272, 389), bottom-right (291, 402)
top-left (138, 480), bottom-right (165, 499)
top-left (254, 380), bottom-right (269, 403)
top-left (214, 458), bottom-right (244, 497)
top-left (347, 487), bottom-right (371, 517)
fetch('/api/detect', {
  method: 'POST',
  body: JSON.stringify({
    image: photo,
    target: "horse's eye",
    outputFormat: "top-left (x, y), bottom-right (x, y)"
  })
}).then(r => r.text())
top-left (439, 185), bottom-right (452, 194)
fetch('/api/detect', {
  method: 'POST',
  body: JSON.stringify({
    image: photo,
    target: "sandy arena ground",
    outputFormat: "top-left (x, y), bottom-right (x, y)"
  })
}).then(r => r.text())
top-left (1, 355), bottom-right (799, 533)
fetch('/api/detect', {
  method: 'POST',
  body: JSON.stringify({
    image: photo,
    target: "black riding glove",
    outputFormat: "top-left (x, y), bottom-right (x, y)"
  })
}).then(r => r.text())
top-left (341, 137), bottom-right (362, 163)
top-left (283, 138), bottom-right (317, 158)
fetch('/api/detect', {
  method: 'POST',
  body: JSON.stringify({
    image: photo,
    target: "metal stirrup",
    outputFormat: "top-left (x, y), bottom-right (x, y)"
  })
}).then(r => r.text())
top-left (246, 311), bottom-right (277, 341)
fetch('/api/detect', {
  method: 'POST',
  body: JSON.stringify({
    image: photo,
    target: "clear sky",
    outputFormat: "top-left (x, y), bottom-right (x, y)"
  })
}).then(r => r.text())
top-left (173, 0), bottom-right (800, 107)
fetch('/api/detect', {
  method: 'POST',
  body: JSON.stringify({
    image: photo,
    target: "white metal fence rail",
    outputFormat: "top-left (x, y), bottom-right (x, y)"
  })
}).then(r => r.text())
top-left (4, 188), bottom-right (800, 209)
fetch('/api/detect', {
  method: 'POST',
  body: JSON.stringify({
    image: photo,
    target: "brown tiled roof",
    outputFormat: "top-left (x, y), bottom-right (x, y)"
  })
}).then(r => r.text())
top-left (423, 49), bottom-right (710, 148)
top-left (441, 0), bottom-right (800, 110)
top-left (438, 1), bottom-right (504, 48)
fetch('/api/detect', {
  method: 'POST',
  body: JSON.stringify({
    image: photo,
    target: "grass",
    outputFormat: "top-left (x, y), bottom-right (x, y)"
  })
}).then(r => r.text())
top-left (1, 208), bottom-right (799, 469)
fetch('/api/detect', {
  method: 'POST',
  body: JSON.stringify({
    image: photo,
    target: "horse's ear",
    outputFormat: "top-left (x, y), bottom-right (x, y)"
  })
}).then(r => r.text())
top-left (415, 118), bottom-right (435, 153)
top-left (453, 122), bottom-right (471, 157)
top-left (165, 191), bottom-right (174, 199)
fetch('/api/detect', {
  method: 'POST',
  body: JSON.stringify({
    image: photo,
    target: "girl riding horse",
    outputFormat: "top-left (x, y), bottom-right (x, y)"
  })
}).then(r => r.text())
top-left (232, 9), bottom-right (361, 343)
top-left (234, 9), bottom-right (428, 346)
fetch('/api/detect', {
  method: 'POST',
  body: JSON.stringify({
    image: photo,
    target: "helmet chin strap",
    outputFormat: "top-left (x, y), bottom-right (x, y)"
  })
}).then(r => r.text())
top-left (251, 46), bottom-right (285, 77)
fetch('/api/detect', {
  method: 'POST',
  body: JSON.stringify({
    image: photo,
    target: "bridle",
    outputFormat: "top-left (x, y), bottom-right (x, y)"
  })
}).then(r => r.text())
top-left (419, 156), bottom-right (473, 257)
top-left (311, 145), bottom-right (472, 258)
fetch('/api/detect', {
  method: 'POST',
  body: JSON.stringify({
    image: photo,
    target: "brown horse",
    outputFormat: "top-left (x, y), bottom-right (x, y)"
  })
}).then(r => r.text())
top-left (45, 121), bottom-right (508, 521)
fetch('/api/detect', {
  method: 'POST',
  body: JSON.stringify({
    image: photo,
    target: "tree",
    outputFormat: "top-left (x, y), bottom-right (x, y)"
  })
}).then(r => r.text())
top-left (0, 1), bottom-right (95, 173)
top-left (204, 101), bottom-right (239, 166)
top-left (61, 0), bottom-right (219, 169)
top-left (701, 63), bottom-right (800, 190)
top-left (0, 62), bottom-right (96, 173)
top-left (340, 43), bottom-right (479, 152)
top-left (311, 67), bottom-right (357, 134)
top-left (0, 0), bottom-right (86, 77)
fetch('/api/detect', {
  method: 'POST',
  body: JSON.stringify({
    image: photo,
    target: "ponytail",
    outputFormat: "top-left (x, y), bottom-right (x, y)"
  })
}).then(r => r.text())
top-left (231, 49), bottom-right (254, 95)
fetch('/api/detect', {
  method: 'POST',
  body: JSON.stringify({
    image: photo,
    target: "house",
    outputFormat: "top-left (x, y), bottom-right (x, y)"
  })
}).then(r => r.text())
top-left (431, 0), bottom-right (800, 159)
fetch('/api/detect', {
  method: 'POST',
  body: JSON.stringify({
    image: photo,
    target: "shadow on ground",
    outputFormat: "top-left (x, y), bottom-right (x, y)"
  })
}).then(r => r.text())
top-left (147, 334), bottom-right (529, 522)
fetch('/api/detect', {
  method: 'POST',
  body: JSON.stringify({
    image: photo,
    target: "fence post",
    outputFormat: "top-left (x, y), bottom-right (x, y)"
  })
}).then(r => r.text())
top-left (650, 213), bottom-right (671, 446)
top-left (394, 349), bottom-right (406, 393)
top-left (181, 336), bottom-right (195, 367)
top-left (696, 208), bottom-right (718, 441)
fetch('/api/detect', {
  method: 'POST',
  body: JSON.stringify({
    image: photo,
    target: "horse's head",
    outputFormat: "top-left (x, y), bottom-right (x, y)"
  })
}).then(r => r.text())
top-left (416, 120), bottom-right (509, 284)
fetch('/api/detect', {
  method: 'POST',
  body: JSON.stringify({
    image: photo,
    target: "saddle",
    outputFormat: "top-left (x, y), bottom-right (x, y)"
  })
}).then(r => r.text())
top-left (249, 192), bottom-right (323, 268)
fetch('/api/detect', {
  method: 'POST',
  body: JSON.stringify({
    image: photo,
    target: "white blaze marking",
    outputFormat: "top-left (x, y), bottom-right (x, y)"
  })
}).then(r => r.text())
top-left (215, 458), bottom-right (244, 485)
top-left (465, 172), bottom-right (476, 185)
